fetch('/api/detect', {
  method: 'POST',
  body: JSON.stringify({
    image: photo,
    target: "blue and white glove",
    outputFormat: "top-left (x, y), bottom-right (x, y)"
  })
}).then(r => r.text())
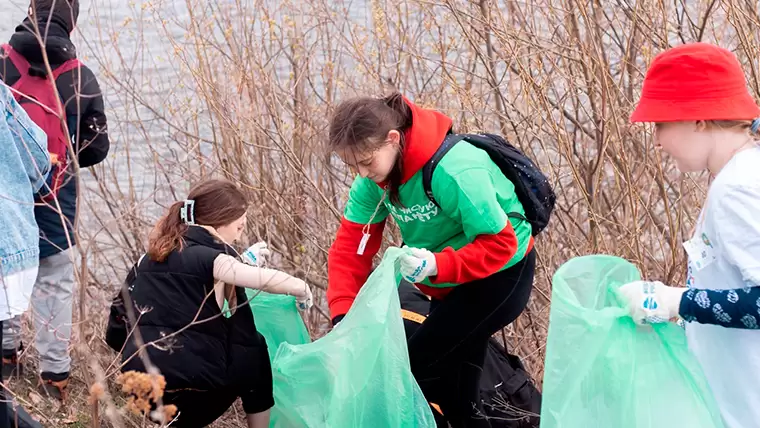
top-left (241, 242), bottom-right (271, 267)
top-left (292, 279), bottom-right (313, 312)
top-left (618, 280), bottom-right (686, 325)
top-left (399, 247), bottom-right (438, 284)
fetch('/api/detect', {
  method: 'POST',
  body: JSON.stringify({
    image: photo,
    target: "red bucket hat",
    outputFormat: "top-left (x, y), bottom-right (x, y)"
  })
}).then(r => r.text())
top-left (630, 42), bottom-right (760, 123)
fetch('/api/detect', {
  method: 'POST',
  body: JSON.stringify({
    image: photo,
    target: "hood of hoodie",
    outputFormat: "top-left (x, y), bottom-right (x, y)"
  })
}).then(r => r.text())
top-left (9, 17), bottom-right (77, 68)
top-left (396, 97), bottom-right (453, 184)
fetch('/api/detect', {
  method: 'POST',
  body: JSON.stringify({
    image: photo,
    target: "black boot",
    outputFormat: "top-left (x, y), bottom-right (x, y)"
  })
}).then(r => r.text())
top-left (38, 371), bottom-right (69, 402)
top-left (1, 343), bottom-right (23, 381)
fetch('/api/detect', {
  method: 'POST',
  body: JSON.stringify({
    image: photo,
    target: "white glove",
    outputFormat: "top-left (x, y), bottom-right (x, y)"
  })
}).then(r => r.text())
top-left (399, 247), bottom-right (438, 284)
top-left (241, 242), bottom-right (271, 267)
top-left (289, 279), bottom-right (313, 312)
top-left (618, 280), bottom-right (686, 325)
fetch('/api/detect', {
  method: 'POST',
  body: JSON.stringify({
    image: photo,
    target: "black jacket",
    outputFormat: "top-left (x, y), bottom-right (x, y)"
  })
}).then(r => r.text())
top-left (108, 227), bottom-right (270, 393)
top-left (0, 18), bottom-right (110, 258)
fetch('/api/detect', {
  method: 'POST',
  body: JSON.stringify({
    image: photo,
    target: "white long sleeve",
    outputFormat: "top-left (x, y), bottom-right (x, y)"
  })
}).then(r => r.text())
top-left (212, 253), bottom-right (305, 296)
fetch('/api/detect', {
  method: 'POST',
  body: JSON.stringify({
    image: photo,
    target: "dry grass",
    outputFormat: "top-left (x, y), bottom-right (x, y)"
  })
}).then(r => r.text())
top-left (6, 0), bottom-right (760, 426)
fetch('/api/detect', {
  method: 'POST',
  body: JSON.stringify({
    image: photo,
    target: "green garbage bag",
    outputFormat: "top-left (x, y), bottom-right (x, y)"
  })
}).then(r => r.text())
top-left (246, 290), bottom-right (312, 362)
top-left (244, 290), bottom-right (312, 427)
top-left (222, 291), bottom-right (311, 361)
top-left (541, 255), bottom-right (725, 428)
top-left (267, 247), bottom-right (436, 428)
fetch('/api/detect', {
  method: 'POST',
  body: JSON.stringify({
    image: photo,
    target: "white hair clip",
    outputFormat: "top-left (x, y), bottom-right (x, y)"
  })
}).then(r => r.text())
top-left (180, 199), bottom-right (196, 225)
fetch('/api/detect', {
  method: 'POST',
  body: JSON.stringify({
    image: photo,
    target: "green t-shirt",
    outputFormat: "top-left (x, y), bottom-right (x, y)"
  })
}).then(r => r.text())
top-left (343, 141), bottom-right (532, 288)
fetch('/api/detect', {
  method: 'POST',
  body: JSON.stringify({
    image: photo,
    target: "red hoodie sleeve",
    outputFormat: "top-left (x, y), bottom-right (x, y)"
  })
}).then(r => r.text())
top-left (431, 223), bottom-right (531, 285)
top-left (327, 217), bottom-right (386, 318)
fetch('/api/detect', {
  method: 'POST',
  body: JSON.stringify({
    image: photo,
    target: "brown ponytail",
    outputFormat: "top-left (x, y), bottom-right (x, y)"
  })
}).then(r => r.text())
top-left (147, 201), bottom-right (188, 262)
top-left (328, 92), bottom-right (413, 206)
top-left (147, 179), bottom-right (249, 262)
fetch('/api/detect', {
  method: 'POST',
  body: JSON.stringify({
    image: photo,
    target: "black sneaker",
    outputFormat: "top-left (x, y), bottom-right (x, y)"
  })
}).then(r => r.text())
top-left (1, 351), bottom-right (23, 381)
top-left (38, 372), bottom-right (69, 402)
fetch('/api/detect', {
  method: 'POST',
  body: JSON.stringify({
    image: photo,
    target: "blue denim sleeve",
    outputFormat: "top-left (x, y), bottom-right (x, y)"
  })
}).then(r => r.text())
top-left (680, 286), bottom-right (760, 329)
top-left (2, 84), bottom-right (51, 191)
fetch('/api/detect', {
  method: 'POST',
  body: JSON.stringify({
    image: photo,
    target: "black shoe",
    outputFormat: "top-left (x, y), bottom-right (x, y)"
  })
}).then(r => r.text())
top-left (38, 372), bottom-right (69, 402)
top-left (1, 350), bottom-right (23, 381)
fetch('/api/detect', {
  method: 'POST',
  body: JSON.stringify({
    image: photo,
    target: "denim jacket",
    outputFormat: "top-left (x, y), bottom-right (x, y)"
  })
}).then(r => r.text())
top-left (0, 82), bottom-right (50, 276)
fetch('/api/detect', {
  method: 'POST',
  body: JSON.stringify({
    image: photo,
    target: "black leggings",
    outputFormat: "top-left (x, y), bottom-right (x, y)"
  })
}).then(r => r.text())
top-left (160, 388), bottom-right (240, 428)
top-left (159, 375), bottom-right (273, 427)
top-left (408, 250), bottom-right (536, 428)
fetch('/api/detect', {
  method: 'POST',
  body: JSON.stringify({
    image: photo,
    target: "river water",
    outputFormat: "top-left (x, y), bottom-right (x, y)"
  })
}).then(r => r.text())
top-left (1, 0), bottom-right (198, 285)
top-left (1, 0), bottom-right (718, 289)
top-left (1, 0), bottom-right (376, 288)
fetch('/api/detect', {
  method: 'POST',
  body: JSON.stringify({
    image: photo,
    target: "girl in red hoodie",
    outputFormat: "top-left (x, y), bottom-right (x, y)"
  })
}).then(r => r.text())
top-left (326, 93), bottom-right (535, 428)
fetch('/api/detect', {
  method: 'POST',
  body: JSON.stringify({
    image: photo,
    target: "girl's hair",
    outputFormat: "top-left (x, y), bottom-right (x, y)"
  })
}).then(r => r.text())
top-left (705, 119), bottom-right (760, 136)
top-left (328, 92), bottom-right (413, 206)
top-left (148, 179), bottom-right (249, 262)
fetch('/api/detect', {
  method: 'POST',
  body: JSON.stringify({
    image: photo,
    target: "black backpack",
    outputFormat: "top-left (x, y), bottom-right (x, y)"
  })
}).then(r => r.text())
top-left (398, 282), bottom-right (542, 428)
top-left (105, 255), bottom-right (145, 353)
top-left (422, 133), bottom-right (555, 236)
top-left (480, 340), bottom-right (542, 428)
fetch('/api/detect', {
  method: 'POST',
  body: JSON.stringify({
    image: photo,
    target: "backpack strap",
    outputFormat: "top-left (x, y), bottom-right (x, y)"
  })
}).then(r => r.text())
top-left (400, 309), bottom-right (427, 324)
top-left (1, 44), bottom-right (31, 74)
top-left (2, 44), bottom-right (81, 94)
top-left (422, 133), bottom-right (464, 209)
top-left (1, 44), bottom-right (33, 90)
top-left (1, 44), bottom-right (80, 79)
top-left (398, 307), bottom-right (445, 417)
top-left (422, 132), bottom-right (530, 224)
top-left (51, 58), bottom-right (81, 80)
